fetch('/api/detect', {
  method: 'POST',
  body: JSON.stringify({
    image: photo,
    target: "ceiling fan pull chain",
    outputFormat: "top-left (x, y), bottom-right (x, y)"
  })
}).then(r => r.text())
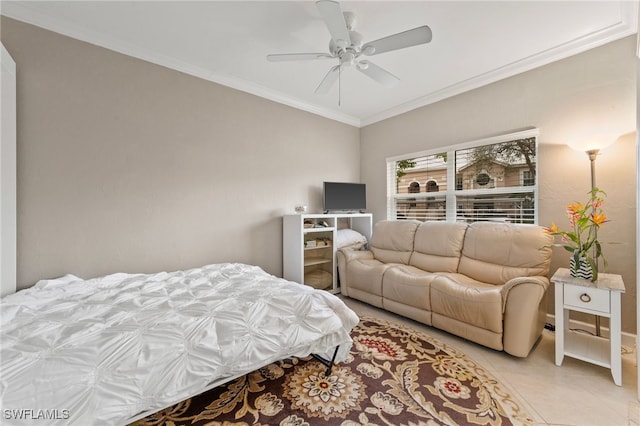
top-left (338, 65), bottom-right (342, 106)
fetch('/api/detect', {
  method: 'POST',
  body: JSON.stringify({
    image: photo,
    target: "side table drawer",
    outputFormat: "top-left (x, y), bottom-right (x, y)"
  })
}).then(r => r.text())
top-left (563, 283), bottom-right (610, 314)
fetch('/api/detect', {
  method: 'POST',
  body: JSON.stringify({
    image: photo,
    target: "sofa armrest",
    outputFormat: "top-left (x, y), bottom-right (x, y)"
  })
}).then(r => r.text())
top-left (500, 276), bottom-right (550, 357)
top-left (336, 249), bottom-right (374, 297)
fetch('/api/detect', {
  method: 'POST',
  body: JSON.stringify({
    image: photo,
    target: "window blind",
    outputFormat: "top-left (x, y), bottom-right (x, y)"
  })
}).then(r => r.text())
top-left (389, 153), bottom-right (448, 221)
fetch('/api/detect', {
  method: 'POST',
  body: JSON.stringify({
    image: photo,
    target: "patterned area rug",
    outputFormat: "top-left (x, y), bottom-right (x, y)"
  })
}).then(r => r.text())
top-left (132, 316), bottom-right (533, 425)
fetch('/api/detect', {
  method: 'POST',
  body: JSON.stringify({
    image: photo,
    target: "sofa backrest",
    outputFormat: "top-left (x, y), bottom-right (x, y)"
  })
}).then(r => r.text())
top-left (370, 220), bottom-right (420, 264)
top-left (410, 221), bottom-right (468, 272)
top-left (458, 222), bottom-right (554, 285)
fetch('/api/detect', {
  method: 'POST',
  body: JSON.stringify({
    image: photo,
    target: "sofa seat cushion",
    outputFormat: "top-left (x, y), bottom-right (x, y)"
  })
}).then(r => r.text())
top-left (382, 265), bottom-right (437, 311)
top-left (345, 258), bottom-right (396, 297)
top-left (430, 274), bottom-right (503, 333)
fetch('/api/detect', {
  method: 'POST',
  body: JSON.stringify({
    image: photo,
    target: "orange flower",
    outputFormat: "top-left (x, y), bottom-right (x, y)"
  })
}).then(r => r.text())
top-left (545, 222), bottom-right (559, 234)
top-left (591, 213), bottom-right (607, 225)
top-left (566, 202), bottom-right (583, 214)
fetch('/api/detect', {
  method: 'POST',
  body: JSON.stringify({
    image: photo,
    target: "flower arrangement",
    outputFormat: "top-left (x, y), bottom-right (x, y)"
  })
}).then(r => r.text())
top-left (545, 188), bottom-right (608, 281)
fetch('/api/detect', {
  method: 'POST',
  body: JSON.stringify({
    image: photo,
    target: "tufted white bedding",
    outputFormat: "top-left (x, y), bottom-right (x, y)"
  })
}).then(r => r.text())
top-left (0, 263), bottom-right (359, 425)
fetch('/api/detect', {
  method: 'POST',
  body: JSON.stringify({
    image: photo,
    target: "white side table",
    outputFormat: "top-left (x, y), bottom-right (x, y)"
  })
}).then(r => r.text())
top-left (551, 268), bottom-right (625, 386)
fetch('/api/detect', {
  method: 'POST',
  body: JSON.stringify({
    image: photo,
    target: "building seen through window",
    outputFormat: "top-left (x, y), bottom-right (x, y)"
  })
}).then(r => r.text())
top-left (388, 132), bottom-right (537, 224)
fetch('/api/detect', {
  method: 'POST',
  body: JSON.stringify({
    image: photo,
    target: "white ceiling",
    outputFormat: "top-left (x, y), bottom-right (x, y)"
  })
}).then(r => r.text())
top-left (2, 1), bottom-right (638, 127)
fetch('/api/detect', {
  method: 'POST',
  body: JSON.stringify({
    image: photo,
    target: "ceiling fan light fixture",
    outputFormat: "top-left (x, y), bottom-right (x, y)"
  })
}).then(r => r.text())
top-left (357, 60), bottom-right (369, 70)
top-left (363, 45), bottom-right (376, 55)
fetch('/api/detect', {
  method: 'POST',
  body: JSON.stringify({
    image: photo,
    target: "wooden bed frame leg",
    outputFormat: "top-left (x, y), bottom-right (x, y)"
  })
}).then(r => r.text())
top-left (311, 345), bottom-right (340, 376)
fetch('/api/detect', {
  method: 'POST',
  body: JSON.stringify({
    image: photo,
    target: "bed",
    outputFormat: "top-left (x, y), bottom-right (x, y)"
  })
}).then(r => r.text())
top-left (0, 263), bottom-right (359, 425)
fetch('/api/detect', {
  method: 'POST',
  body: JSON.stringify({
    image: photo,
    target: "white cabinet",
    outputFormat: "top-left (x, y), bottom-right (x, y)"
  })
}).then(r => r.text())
top-left (283, 213), bottom-right (372, 293)
top-left (552, 268), bottom-right (625, 386)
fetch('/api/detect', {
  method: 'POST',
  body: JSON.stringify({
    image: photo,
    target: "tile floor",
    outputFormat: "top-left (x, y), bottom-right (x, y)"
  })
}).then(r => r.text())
top-left (341, 296), bottom-right (637, 426)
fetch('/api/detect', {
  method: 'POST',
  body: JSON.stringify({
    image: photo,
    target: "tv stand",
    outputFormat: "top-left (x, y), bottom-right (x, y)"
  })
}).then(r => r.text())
top-left (283, 213), bottom-right (372, 293)
top-left (323, 210), bottom-right (367, 214)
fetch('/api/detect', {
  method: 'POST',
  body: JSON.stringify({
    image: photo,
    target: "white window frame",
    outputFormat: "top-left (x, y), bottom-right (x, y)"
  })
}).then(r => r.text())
top-left (386, 128), bottom-right (539, 224)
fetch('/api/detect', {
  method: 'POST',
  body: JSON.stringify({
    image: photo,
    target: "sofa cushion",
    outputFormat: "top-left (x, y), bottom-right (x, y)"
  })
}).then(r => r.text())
top-left (370, 220), bottom-right (420, 264)
top-left (382, 265), bottom-right (437, 311)
top-left (410, 222), bottom-right (468, 272)
top-left (345, 258), bottom-right (394, 298)
top-left (458, 222), bottom-right (553, 285)
top-left (430, 274), bottom-right (504, 333)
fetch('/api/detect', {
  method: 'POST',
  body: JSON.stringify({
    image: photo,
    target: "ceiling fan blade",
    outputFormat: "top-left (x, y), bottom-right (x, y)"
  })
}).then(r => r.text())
top-left (267, 53), bottom-right (334, 62)
top-left (316, 0), bottom-right (351, 47)
top-left (315, 65), bottom-right (341, 94)
top-left (357, 61), bottom-right (399, 88)
top-left (362, 25), bottom-right (432, 56)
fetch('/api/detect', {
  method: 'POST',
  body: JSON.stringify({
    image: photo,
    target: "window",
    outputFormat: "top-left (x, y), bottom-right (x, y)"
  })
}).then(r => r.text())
top-left (387, 129), bottom-right (538, 224)
top-left (522, 170), bottom-right (534, 186)
top-left (391, 152), bottom-right (447, 221)
top-left (474, 172), bottom-right (492, 187)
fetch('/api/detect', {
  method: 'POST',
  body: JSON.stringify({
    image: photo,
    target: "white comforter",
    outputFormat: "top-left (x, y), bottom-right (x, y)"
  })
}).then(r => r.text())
top-left (0, 263), bottom-right (359, 425)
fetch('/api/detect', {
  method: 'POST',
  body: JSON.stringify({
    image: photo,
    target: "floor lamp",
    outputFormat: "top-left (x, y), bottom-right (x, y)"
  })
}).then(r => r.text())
top-left (571, 135), bottom-right (616, 337)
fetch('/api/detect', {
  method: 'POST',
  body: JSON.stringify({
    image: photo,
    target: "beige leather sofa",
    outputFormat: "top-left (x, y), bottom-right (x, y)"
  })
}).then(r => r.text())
top-left (337, 220), bottom-right (554, 357)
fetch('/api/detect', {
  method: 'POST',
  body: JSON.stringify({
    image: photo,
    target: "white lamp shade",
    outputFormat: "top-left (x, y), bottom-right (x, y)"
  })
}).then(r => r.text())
top-left (567, 130), bottom-right (619, 152)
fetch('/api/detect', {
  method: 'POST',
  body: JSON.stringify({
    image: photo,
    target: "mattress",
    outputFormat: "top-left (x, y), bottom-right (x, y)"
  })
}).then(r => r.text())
top-left (0, 263), bottom-right (359, 425)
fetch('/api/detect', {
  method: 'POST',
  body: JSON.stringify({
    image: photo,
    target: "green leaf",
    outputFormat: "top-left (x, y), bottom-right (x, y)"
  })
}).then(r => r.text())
top-left (586, 256), bottom-right (598, 282)
top-left (566, 234), bottom-right (580, 244)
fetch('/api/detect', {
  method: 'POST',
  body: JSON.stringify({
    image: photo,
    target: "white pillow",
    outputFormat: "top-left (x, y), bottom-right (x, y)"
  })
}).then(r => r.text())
top-left (336, 228), bottom-right (367, 249)
top-left (34, 274), bottom-right (83, 289)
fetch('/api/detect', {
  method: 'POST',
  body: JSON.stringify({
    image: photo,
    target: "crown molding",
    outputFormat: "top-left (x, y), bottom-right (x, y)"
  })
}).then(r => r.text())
top-left (0, 1), bottom-right (362, 127)
top-left (3, 1), bottom-right (636, 129)
top-left (361, 0), bottom-right (639, 127)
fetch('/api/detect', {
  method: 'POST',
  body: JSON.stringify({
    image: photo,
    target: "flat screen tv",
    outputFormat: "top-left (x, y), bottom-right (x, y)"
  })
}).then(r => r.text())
top-left (323, 182), bottom-right (366, 213)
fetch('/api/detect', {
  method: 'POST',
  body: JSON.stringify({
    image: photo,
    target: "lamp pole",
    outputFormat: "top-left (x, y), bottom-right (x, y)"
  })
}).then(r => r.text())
top-left (586, 148), bottom-right (601, 336)
top-left (587, 149), bottom-right (599, 189)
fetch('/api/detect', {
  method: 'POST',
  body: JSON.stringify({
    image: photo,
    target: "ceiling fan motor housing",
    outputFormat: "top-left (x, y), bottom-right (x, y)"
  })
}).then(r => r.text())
top-left (329, 30), bottom-right (362, 53)
top-left (329, 29), bottom-right (363, 66)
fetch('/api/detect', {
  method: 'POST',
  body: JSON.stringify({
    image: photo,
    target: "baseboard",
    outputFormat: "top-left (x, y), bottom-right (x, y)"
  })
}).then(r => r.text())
top-left (545, 313), bottom-right (636, 349)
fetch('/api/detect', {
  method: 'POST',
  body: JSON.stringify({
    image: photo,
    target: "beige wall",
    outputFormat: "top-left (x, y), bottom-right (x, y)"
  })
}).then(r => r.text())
top-left (1, 17), bottom-right (360, 288)
top-left (2, 17), bottom-right (637, 334)
top-left (361, 36), bottom-right (637, 334)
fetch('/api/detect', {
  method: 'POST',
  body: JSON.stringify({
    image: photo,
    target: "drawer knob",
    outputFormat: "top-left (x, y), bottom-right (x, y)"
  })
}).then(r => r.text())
top-left (580, 293), bottom-right (591, 303)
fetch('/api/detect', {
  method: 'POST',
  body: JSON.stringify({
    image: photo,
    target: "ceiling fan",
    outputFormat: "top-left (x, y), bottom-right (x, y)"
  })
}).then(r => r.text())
top-left (267, 0), bottom-right (432, 95)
